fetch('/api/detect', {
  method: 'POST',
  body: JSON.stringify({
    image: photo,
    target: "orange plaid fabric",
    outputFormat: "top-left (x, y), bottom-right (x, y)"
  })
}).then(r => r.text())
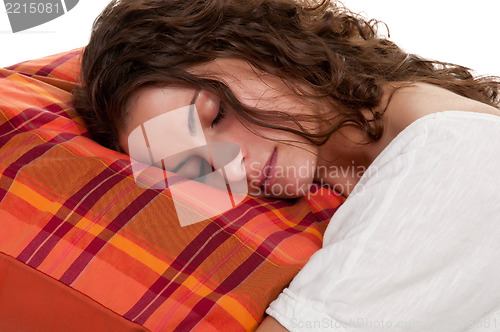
top-left (0, 49), bottom-right (345, 331)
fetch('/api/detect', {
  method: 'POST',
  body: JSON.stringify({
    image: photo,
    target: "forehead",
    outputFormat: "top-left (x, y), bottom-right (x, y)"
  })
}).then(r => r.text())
top-left (125, 86), bottom-right (195, 122)
top-left (190, 58), bottom-right (260, 77)
top-left (120, 85), bottom-right (197, 153)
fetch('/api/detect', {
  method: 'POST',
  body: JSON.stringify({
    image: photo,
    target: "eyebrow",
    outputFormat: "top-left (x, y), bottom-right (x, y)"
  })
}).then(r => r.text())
top-left (188, 90), bottom-right (201, 136)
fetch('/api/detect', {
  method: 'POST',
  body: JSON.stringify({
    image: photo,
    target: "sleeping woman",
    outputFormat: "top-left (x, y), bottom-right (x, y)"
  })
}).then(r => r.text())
top-left (73, 0), bottom-right (500, 330)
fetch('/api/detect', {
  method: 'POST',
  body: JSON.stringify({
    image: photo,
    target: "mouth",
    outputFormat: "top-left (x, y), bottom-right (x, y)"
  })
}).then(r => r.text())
top-left (260, 147), bottom-right (277, 192)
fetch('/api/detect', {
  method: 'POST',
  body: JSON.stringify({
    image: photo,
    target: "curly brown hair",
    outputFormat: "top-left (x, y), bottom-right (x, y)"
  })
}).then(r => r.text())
top-left (72, 0), bottom-right (500, 151)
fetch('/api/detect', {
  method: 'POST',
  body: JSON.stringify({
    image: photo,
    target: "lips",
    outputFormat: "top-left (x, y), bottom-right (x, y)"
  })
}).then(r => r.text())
top-left (260, 148), bottom-right (277, 191)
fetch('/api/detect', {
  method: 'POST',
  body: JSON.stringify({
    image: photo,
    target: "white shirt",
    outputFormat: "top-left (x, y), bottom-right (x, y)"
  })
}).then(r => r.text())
top-left (267, 111), bottom-right (500, 331)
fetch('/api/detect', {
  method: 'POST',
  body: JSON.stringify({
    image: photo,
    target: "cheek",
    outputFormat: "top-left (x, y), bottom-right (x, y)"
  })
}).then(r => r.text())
top-left (118, 131), bottom-right (131, 154)
top-left (211, 115), bottom-right (256, 143)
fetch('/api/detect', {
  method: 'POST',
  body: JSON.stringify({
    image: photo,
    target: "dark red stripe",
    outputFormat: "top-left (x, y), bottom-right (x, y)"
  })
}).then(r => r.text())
top-left (0, 133), bottom-right (73, 202)
top-left (174, 225), bottom-right (305, 331)
top-left (16, 160), bottom-right (129, 267)
top-left (0, 104), bottom-right (71, 143)
top-left (5, 62), bottom-right (23, 71)
top-left (0, 109), bottom-right (55, 137)
top-left (5, 49), bottom-right (81, 78)
top-left (123, 221), bottom-right (224, 323)
top-left (173, 297), bottom-right (217, 332)
top-left (59, 188), bottom-right (162, 285)
top-left (123, 221), bottom-right (242, 322)
top-left (137, 198), bottom-right (337, 328)
top-left (172, 214), bottom-right (330, 332)
top-left (125, 200), bottom-right (291, 324)
top-left (59, 236), bottom-right (109, 283)
top-left (35, 50), bottom-right (82, 77)
top-left (21, 218), bottom-right (74, 266)
top-left (212, 199), bottom-right (310, 256)
top-left (45, 102), bottom-right (74, 119)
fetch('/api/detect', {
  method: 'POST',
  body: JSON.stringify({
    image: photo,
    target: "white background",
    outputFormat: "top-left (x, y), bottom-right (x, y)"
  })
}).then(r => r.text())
top-left (0, 0), bottom-right (499, 76)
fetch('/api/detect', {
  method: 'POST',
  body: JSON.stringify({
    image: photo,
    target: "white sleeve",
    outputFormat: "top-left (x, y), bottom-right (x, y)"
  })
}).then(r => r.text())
top-left (266, 112), bottom-right (500, 332)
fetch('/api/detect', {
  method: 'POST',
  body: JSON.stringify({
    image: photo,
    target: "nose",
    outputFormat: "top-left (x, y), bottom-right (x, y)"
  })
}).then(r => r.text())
top-left (219, 149), bottom-right (246, 182)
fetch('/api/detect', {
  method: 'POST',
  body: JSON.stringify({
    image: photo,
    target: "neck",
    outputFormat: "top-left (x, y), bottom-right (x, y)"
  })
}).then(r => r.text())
top-left (314, 84), bottom-right (400, 197)
top-left (315, 126), bottom-right (389, 197)
top-left (315, 81), bottom-right (500, 197)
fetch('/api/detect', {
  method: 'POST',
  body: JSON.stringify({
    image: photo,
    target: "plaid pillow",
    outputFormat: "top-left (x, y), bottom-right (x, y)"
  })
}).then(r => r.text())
top-left (0, 49), bottom-right (344, 331)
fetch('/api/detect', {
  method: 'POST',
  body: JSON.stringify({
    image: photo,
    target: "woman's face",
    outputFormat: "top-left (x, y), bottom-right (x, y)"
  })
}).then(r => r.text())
top-left (118, 59), bottom-right (321, 198)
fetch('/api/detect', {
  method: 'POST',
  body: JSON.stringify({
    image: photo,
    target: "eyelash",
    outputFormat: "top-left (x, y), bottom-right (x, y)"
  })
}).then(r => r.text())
top-left (211, 102), bottom-right (226, 127)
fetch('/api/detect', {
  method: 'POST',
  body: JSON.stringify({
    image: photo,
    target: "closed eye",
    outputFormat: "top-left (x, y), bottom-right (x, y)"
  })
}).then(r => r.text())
top-left (211, 102), bottom-right (226, 128)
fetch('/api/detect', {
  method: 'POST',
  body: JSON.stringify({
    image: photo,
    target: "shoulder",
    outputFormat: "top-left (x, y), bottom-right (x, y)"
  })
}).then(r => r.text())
top-left (383, 82), bottom-right (500, 134)
top-left (332, 106), bottom-right (500, 238)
